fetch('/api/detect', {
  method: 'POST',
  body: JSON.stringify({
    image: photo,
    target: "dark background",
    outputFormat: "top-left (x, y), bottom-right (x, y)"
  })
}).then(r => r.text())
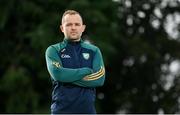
top-left (0, 0), bottom-right (180, 114)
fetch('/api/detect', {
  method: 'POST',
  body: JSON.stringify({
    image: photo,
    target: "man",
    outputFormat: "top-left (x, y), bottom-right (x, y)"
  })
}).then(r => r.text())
top-left (45, 10), bottom-right (105, 114)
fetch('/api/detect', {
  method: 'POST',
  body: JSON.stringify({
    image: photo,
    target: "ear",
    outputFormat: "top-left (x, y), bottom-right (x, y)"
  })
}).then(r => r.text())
top-left (60, 25), bottom-right (64, 32)
top-left (82, 24), bottom-right (86, 32)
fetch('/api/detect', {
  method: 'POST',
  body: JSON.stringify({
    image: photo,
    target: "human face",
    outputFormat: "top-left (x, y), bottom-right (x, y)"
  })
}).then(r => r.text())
top-left (60, 14), bottom-right (86, 41)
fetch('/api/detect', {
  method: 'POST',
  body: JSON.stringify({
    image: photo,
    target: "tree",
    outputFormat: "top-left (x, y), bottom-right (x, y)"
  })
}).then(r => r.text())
top-left (0, 0), bottom-right (180, 114)
top-left (100, 0), bottom-right (180, 113)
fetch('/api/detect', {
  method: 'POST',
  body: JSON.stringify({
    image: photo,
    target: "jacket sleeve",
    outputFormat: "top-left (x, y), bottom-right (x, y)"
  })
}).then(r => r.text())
top-left (73, 47), bottom-right (105, 87)
top-left (45, 46), bottom-right (93, 83)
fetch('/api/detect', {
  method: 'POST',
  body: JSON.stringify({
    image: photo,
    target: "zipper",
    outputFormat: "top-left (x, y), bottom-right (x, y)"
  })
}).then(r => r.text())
top-left (72, 45), bottom-right (80, 68)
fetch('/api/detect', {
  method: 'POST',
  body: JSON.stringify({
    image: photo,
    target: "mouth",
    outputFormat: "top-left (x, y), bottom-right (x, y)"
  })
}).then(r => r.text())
top-left (71, 32), bottom-right (78, 35)
top-left (71, 32), bottom-right (77, 34)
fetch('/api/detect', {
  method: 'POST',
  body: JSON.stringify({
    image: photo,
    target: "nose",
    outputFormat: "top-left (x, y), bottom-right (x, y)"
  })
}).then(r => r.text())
top-left (71, 24), bottom-right (76, 30)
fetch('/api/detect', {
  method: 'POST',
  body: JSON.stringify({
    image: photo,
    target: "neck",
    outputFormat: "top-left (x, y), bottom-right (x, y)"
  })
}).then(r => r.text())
top-left (72, 39), bottom-right (80, 42)
top-left (65, 37), bottom-right (81, 42)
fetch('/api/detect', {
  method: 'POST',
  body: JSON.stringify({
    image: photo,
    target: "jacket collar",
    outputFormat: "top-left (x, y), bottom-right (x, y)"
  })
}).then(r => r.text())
top-left (63, 38), bottom-right (83, 44)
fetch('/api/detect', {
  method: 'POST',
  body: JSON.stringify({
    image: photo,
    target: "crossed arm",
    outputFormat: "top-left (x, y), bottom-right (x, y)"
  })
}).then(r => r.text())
top-left (45, 46), bottom-right (105, 87)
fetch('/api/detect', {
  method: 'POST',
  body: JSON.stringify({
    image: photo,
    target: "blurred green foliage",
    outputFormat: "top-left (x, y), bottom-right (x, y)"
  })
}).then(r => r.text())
top-left (0, 0), bottom-right (180, 114)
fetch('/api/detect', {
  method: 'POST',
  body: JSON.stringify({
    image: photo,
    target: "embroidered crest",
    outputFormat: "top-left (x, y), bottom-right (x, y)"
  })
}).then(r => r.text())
top-left (82, 53), bottom-right (90, 60)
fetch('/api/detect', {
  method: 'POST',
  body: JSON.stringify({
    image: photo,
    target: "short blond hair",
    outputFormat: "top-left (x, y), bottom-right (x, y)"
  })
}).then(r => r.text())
top-left (61, 10), bottom-right (83, 24)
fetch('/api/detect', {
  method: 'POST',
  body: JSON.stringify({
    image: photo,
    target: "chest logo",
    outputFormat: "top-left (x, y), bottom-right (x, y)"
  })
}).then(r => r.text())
top-left (61, 48), bottom-right (66, 52)
top-left (61, 54), bottom-right (71, 58)
top-left (82, 53), bottom-right (90, 60)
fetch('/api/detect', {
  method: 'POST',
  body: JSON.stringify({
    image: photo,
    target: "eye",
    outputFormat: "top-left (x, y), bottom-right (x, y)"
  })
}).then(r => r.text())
top-left (66, 23), bottom-right (72, 27)
top-left (75, 23), bottom-right (81, 26)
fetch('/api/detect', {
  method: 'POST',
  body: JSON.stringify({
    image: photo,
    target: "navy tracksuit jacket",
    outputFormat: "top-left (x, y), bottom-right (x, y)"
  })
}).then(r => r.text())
top-left (45, 38), bottom-right (105, 114)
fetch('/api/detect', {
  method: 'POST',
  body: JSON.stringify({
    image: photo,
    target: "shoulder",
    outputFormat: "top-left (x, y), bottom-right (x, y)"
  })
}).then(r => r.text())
top-left (81, 41), bottom-right (100, 52)
top-left (45, 41), bottom-right (67, 55)
top-left (46, 41), bottom-right (67, 52)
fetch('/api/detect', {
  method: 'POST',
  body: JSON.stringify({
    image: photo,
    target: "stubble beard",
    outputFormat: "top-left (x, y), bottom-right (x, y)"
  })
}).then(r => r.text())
top-left (69, 34), bottom-right (81, 41)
